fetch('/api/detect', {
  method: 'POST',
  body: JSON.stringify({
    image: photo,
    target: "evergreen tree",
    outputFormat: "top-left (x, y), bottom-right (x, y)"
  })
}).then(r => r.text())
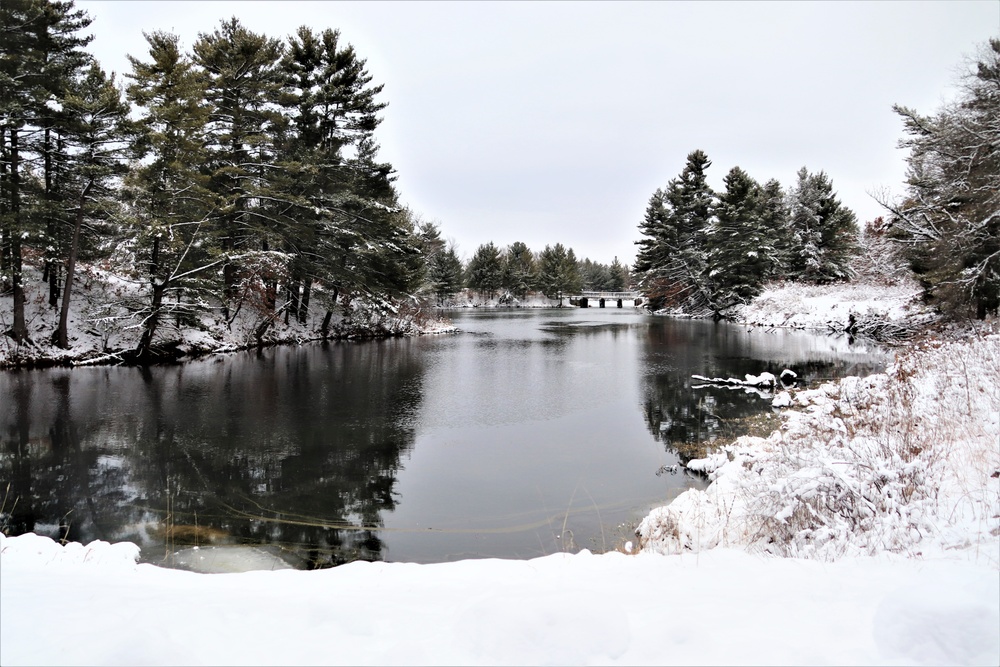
top-left (757, 178), bottom-right (792, 278)
top-left (536, 243), bottom-right (580, 306)
top-left (633, 149), bottom-right (715, 311)
top-left (579, 258), bottom-right (613, 291)
top-left (55, 62), bottom-right (133, 348)
top-left (125, 30), bottom-right (217, 358)
top-left (608, 256), bottom-right (629, 291)
top-left (31, 0), bottom-right (94, 308)
top-left (466, 242), bottom-right (504, 300)
top-left (786, 167), bottom-right (859, 283)
top-left (705, 166), bottom-right (772, 312)
top-left (887, 38), bottom-right (1000, 318)
top-left (1, 0), bottom-right (94, 341)
top-left (192, 18), bottom-right (285, 310)
top-left (278, 26), bottom-right (412, 326)
top-left (428, 242), bottom-right (463, 304)
top-left (502, 241), bottom-right (535, 299)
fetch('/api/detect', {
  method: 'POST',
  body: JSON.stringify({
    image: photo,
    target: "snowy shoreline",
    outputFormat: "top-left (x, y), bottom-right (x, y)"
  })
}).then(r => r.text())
top-left (0, 265), bottom-right (456, 370)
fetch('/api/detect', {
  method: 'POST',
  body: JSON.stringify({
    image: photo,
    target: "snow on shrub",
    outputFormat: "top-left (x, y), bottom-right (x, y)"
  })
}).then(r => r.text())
top-left (638, 331), bottom-right (1000, 563)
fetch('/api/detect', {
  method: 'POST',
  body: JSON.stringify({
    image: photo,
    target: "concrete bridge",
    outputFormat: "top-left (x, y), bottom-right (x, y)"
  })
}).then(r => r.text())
top-left (570, 291), bottom-right (643, 308)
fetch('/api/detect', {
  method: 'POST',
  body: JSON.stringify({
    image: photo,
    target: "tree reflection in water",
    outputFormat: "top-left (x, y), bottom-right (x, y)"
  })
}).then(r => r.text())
top-left (0, 340), bottom-right (424, 568)
top-left (638, 321), bottom-right (886, 463)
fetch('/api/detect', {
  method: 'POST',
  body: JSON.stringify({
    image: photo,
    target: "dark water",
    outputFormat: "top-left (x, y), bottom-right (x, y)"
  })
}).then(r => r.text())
top-left (0, 309), bottom-right (887, 568)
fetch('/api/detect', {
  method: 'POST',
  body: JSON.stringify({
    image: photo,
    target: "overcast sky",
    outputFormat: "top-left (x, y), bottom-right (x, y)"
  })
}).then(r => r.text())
top-left (79, 1), bottom-right (998, 265)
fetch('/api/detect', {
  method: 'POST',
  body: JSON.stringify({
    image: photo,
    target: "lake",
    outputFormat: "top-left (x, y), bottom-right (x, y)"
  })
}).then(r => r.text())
top-left (0, 308), bottom-right (888, 569)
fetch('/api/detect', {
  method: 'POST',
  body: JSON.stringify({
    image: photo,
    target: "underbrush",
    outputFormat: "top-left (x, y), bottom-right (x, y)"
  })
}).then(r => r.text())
top-left (637, 326), bottom-right (1000, 564)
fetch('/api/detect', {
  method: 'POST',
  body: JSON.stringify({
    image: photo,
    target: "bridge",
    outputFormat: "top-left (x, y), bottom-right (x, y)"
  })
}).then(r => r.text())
top-left (570, 291), bottom-right (643, 308)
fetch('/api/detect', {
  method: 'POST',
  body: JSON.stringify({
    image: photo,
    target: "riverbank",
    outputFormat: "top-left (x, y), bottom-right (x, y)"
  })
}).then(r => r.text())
top-left (0, 265), bottom-right (455, 369)
top-left (730, 279), bottom-right (938, 343)
top-left (638, 321), bottom-right (1000, 563)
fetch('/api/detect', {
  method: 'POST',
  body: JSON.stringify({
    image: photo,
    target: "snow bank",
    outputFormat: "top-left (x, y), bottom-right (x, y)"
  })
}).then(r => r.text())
top-left (732, 280), bottom-right (935, 334)
top-left (0, 264), bottom-right (455, 368)
top-left (639, 330), bottom-right (1000, 564)
top-left (2, 533), bottom-right (997, 666)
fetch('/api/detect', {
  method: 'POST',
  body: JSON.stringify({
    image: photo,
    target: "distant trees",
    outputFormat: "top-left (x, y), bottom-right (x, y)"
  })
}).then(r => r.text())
top-left (502, 241), bottom-right (536, 300)
top-left (465, 242), bottom-right (504, 300)
top-left (634, 150), bottom-right (859, 316)
top-left (536, 243), bottom-right (581, 306)
top-left (419, 236), bottom-right (624, 305)
top-left (885, 38), bottom-right (1000, 319)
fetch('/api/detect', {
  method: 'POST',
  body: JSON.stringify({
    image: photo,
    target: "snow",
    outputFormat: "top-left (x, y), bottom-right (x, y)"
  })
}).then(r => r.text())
top-left (733, 280), bottom-right (934, 332)
top-left (0, 263), bottom-right (455, 368)
top-left (638, 329), bottom-right (1000, 564)
top-left (2, 533), bottom-right (997, 666)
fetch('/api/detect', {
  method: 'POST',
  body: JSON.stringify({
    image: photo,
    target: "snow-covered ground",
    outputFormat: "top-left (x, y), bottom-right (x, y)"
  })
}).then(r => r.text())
top-left (3, 279), bottom-right (998, 665)
top-left (2, 531), bottom-right (997, 666)
top-left (732, 279), bottom-right (936, 334)
top-left (638, 327), bottom-right (1000, 565)
top-left (0, 264), bottom-right (454, 368)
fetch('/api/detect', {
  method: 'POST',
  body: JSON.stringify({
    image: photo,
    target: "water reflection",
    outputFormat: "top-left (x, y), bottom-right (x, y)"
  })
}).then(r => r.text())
top-left (0, 340), bottom-right (424, 568)
top-left (1, 311), bottom-right (889, 567)
top-left (639, 320), bottom-right (887, 461)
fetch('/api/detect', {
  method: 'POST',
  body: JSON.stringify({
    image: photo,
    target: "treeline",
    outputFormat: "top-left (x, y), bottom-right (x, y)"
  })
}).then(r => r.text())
top-left (419, 232), bottom-right (631, 305)
top-left (636, 38), bottom-right (1000, 322)
top-left (634, 150), bottom-right (859, 317)
top-left (1, 1), bottom-right (430, 358)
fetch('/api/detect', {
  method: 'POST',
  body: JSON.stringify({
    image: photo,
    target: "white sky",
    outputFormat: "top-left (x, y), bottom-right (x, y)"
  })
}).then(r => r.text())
top-left (79, 1), bottom-right (999, 265)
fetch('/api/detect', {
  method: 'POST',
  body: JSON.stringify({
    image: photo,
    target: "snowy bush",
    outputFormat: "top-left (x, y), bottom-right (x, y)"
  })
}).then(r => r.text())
top-left (638, 329), bottom-right (1000, 563)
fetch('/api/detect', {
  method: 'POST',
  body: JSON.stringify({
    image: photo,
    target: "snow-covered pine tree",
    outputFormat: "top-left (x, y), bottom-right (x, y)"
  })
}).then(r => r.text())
top-left (536, 243), bottom-right (580, 306)
top-left (502, 241), bottom-right (536, 300)
top-left (757, 178), bottom-right (792, 279)
top-left (633, 150), bottom-right (715, 312)
top-left (888, 38), bottom-right (1000, 319)
top-left (466, 242), bottom-right (504, 301)
top-left (786, 167), bottom-right (859, 283)
top-left (125, 31), bottom-right (217, 358)
top-left (705, 166), bottom-right (772, 313)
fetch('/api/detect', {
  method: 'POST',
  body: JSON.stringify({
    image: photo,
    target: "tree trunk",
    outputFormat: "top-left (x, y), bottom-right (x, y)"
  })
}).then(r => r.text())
top-left (136, 237), bottom-right (164, 360)
top-left (56, 180), bottom-right (93, 349)
top-left (298, 278), bottom-right (311, 324)
top-left (136, 280), bottom-right (166, 359)
top-left (44, 125), bottom-right (60, 309)
top-left (320, 288), bottom-right (339, 338)
top-left (9, 128), bottom-right (27, 343)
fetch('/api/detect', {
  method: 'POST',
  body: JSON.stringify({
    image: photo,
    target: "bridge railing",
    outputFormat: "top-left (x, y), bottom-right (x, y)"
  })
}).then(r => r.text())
top-left (578, 291), bottom-right (640, 299)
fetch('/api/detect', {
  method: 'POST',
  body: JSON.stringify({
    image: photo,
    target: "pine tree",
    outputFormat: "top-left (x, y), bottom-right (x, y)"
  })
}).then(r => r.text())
top-left (757, 178), bottom-right (792, 278)
top-left (1, 0), bottom-right (94, 341)
top-left (31, 0), bottom-right (94, 308)
top-left (55, 62), bottom-right (133, 348)
top-left (278, 26), bottom-right (410, 324)
top-left (787, 167), bottom-right (859, 283)
top-left (634, 149), bottom-right (715, 312)
top-left (466, 242), bottom-right (504, 300)
top-left (125, 30), bottom-right (217, 358)
top-left (705, 166), bottom-right (772, 312)
top-left (608, 257), bottom-right (629, 291)
top-left (887, 38), bottom-right (1000, 318)
top-left (502, 241), bottom-right (535, 300)
top-left (536, 243), bottom-right (580, 306)
top-left (192, 18), bottom-right (285, 310)
top-left (428, 242), bottom-right (463, 304)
